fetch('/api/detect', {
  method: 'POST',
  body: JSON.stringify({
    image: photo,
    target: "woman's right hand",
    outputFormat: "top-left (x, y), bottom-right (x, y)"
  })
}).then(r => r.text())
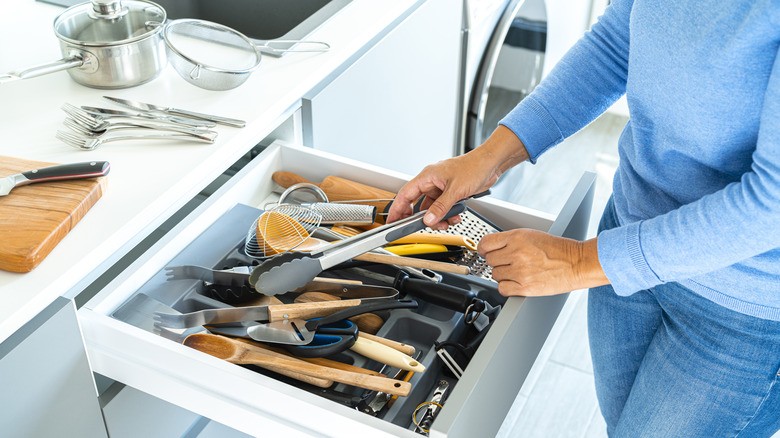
top-left (387, 125), bottom-right (530, 228)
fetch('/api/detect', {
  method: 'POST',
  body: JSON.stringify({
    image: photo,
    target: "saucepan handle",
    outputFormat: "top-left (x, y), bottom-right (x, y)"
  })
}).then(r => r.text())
top-left (0, 56), bottom-right (85, 85)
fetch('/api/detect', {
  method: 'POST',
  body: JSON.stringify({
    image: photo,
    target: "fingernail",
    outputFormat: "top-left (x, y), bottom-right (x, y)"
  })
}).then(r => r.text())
top-left (424, 213), bottom-right (436, 225)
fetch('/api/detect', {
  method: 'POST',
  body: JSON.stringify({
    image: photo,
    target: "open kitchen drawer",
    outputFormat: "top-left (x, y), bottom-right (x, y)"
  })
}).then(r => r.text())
top-left (78, 141), bottom-right (595, 438)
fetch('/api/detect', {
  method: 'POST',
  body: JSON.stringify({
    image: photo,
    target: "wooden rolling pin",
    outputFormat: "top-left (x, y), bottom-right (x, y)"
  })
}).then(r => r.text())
top-left (272, 171), bottom-right (396, 222)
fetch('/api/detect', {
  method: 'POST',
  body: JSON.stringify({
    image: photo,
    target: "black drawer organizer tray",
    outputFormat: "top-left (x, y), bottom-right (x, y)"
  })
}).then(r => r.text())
top-left (112, 203), bottom-right (506, 431)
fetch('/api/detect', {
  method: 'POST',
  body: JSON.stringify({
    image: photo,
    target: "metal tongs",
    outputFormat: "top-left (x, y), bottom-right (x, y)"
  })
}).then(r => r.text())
top-left (248, 201), bottom-right (469, 295)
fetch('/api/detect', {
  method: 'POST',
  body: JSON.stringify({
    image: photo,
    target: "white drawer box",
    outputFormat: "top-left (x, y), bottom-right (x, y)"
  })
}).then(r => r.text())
top-left (79, 142), bottom-right (595, 438)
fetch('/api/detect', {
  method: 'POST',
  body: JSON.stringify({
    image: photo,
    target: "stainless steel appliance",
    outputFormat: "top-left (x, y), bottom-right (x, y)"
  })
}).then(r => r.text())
top-left (457, 0), bottom-right (548, 202)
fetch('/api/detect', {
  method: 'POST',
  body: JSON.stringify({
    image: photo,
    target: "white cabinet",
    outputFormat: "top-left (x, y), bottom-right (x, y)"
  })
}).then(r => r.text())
top-left (101, 384), bottom-right (253, 438)
top-left (0, 298), bottom-right (107, 438)
top-left (303, 0), bottom-right (462, 176)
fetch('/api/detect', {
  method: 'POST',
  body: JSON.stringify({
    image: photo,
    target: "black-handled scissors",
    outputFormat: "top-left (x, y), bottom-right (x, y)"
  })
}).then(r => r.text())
top-left (282, 319), bottom-right (359, 358)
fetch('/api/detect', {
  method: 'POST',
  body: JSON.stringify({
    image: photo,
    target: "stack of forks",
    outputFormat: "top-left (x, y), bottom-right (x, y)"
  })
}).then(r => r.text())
top-left (56, 103), bottom-right (220, 150)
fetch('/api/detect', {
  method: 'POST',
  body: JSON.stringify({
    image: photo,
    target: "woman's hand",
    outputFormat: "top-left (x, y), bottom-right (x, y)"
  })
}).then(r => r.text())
top-left (479, 229), bottom-right (609, 296)
top-left (386, 153), bottom-right (493, 229)
top-left (387, 125), bottom-right (530, 228)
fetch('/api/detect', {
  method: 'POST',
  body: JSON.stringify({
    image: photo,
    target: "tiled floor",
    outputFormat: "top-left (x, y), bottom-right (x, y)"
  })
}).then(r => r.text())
top-left (492, 112), bottom-right (628, 438)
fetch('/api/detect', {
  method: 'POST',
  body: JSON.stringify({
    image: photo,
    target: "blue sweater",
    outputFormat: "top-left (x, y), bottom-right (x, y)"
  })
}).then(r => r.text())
top-left (499, 0), bottom-right (780, 320)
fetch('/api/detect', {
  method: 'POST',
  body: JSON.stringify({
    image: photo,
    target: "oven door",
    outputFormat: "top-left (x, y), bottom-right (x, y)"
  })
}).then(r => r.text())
top-left (77, 141), bottom-right (595, 438)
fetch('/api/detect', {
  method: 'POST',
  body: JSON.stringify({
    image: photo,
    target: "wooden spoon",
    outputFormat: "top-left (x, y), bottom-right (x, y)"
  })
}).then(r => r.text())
top-left (184, 331), bottom-right (332, 388)
top-left (183, 333), bottom-right (411, 396)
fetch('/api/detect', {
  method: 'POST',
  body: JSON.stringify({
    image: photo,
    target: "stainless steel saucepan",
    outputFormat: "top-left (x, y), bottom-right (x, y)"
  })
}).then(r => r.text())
top-left (0, 0), bottom-right (167, 89)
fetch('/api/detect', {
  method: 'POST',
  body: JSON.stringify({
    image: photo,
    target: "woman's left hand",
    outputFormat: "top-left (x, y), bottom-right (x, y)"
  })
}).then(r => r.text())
top-left (478, 229), bottom-right (609, 297)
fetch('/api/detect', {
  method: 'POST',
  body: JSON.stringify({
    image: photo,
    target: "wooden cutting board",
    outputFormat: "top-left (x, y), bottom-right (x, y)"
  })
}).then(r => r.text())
top-left (0, 155), bottom-right (108, 273)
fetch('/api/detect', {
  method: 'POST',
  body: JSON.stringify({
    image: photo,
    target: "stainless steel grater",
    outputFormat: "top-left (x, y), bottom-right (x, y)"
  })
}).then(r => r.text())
top-left (419, 208), bottom-right (502, 282)
top-left (300, 202), bottom-right (377, 225)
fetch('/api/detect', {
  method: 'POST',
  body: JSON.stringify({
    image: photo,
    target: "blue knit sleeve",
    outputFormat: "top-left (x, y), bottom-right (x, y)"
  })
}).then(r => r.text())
top-left (498, 0), bottom-right (632, 162)
top-left (598, 50), bottom-right (780, 294)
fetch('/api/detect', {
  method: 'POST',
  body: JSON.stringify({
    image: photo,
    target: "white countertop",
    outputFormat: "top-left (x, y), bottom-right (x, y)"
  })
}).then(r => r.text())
top-left (0, 0), bottom-right (420, 342)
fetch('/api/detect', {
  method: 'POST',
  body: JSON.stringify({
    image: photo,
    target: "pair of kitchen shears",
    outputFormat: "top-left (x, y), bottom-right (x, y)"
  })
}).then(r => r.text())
top-left (284, 318), bottom-right (358, 358)
top-left (290, 318), bottom-right (425, 373)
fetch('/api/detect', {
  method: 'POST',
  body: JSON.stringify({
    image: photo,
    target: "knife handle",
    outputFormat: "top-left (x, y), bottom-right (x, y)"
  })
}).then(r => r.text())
top-left (21, 161), bottom-right (110, 184)
top-left (168, 108), bottom-right (246, 128)
top-left (266, 299), bottom-right (363, 322)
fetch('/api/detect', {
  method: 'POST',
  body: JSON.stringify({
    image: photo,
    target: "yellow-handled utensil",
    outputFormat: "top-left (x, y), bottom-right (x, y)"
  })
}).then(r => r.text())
top-left (384, 243), bottom-right (449, 256)
top-left (389, 232), bottom-right (478, 251)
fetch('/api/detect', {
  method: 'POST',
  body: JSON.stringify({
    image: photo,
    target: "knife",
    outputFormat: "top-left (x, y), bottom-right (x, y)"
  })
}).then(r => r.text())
top-left (153, 299), bottom-right (364, 329)
top-left (0, 161), bottom-right (110, 196)
top-left (104, 96), bottom-right (246, 128)
top-left (81, 105), bottom-right (216, 128)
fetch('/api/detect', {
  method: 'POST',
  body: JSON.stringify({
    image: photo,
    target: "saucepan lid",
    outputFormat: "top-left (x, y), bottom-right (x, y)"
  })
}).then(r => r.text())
top-left (53, 0), bottom-right (166, 46)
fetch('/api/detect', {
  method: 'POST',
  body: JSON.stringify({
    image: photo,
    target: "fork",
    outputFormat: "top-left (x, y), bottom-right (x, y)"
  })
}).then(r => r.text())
top-left (164, 265), bottom-right (253, 286)
top-left (56, 129), bottom-right (216, 151)
top-left (62, 103), bottom-right (214, 129)
top-left (62, 116), bottom-right (217, 138)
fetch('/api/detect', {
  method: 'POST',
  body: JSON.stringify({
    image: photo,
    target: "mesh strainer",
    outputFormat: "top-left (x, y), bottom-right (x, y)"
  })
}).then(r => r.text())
top-left (162, 18), bottom-right (330, 91)
top-left (245, 204), bottom-right (323, 258)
